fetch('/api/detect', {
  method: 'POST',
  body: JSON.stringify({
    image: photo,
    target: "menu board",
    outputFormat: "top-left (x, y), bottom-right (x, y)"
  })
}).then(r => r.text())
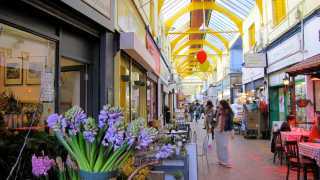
top-left (82, 0), bottom-right (111, 18)
top-left (40, 71), bottom-right (54, 102)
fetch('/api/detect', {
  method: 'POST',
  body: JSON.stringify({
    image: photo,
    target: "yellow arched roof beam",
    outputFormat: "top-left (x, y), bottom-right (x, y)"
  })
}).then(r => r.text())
top-left (158, 0), bottom-right (164, 15)
top-left (173, 53), bottom-right (217, 68)
top-left (173, 40), bottom-right (223, 56)
top-left (256, 0), bottom-right (264, 24)
top-left (170, 28), bottom-right (229, 50)
top-left (176, 60), bottom-right (214, 74)
top-left (176, 57), bottom-right (196, 70)
top-left (174, 54), bottom-right (217, 67)
top-left (165, 2), bottom-right (243, 34)
top-left (174, 48), bottom-right (222, 58)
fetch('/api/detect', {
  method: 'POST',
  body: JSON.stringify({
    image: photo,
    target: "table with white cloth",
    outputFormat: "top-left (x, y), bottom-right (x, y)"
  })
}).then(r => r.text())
top-left (280, 131), bottom-right (310, 145)
top-left (298, 142), bottom-right (320, 166)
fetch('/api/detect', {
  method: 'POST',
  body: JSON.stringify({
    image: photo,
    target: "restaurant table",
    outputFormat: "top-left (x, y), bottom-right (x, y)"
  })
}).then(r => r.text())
top-left (281, 131), bottom-right (310, 145)
top-left (298, 142), bottom-right (320, 166)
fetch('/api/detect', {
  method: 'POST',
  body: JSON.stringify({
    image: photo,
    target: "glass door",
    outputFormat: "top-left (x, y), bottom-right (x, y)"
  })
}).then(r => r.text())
top-left (59, 57), bottom-right (87, 113)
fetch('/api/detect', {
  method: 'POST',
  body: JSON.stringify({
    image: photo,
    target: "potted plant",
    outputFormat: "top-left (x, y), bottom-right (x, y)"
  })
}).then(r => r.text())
top-left (46, 105), bottom-right (158, 179)
top-left (172, 170), bottom-right (183, 180)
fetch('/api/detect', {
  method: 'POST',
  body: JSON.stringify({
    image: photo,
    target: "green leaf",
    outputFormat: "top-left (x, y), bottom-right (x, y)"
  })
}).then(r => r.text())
top-left (102, 144), bottom-right (129, 171)
top-left (69, 136), bottom-right (90, 170)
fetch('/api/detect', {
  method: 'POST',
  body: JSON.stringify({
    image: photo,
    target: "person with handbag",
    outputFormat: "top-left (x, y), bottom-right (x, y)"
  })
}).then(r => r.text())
top-left (204, 100), bottom-right (216, 140)
top-left (215, 100), bottom-right (234, 168)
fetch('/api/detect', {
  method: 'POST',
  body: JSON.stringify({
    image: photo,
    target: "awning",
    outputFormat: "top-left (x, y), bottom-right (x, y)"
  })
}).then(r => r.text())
top-left (120, 32), bottom-right (159, 76)
top-left (286, 54), bottom-right (320, 76)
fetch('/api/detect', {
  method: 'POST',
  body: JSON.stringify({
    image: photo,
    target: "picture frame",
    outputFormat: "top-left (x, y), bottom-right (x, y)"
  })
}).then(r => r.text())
top-left (26, 61), bottom-right (43, 85)
top-left (4, 58), bottom-right (23, 85)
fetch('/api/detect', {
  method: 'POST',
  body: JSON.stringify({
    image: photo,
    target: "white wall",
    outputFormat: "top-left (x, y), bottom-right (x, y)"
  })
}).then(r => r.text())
top-left (242, 67), bottom-right (264, 84)
top-left (303, 16), bottom-right (320, 59)
top-left (267, 33), bottom-right (303, 73)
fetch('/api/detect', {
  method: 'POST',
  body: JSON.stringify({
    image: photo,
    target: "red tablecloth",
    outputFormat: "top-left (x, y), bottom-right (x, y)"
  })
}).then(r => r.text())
top-left (281, 131), bottom-right (310, 144)
top-left (299, 142), bottom-right (320, 166)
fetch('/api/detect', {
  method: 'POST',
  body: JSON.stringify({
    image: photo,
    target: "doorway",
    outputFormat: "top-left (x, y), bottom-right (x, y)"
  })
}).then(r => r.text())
top-left (59, 57), bottom-right (87, 113)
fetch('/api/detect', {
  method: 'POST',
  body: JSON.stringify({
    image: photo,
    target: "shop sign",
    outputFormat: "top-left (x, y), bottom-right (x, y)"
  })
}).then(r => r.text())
top-left (244, 53), bottom-right (266, 68)
top-left (82, 0), bottom-right (111, 18)
top-left (146, 33), bottom-right (160, 75)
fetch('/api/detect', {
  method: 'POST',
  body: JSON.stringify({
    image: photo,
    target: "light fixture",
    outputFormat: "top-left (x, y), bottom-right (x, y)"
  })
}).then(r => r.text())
top-left (283, 74), bottom-right (290, 86)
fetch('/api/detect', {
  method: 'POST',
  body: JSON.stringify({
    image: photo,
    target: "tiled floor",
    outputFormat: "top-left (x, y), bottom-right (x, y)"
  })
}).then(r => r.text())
top-left (190, 118), bottom-right (314, 180)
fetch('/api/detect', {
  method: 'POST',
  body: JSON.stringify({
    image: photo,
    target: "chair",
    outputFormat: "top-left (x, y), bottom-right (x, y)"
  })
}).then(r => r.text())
top-left (273, 131), bottom-right (285, 165)
top-left (285, 141), bottom-right (318, 180)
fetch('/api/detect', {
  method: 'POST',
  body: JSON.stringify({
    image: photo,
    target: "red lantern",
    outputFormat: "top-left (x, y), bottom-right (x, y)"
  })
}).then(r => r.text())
top-left (196, 50), bottom-right (207, 64)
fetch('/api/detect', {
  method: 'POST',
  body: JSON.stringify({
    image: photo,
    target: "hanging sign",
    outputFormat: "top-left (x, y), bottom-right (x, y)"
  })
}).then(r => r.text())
top-left (244, 53), bottom-right (266, 68)
top-left (40, 71), bottom-right (54, 102)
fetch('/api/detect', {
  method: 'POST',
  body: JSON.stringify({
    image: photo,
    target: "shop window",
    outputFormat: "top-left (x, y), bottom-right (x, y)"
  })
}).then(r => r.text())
top-left (272, 0), bottom-right (287, 26)
top-left (118, 55), bottom-right (147, 122)
top-left (248, 23), bottom-right (256, 48)
top-left (59, 57), bottom-right (87, 113)
top-left (131, 65), bottom-right (147, 120)
top-left (0, 23), bottom-right (55, 129)
top-left (120, 57), bottom-right (130, 122)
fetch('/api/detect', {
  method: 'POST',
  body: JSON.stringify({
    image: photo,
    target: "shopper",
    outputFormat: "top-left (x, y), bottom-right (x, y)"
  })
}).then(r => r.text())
top-left (194, 102), bottom-right (201, 122)
top-left (164, 105), bottom-right (170, 124)
top-left (215, 100), bottom-right (234, 168)
top-left (188, 102), bottom-right (195, 122)
top-left (204, 100), bottom-right (216, 140)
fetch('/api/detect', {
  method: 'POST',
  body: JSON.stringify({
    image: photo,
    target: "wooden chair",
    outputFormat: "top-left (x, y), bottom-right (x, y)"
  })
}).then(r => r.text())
top-left (285, 141), bottom-right (318, 180)
top-left (273, 131), bottom-right (285, 165)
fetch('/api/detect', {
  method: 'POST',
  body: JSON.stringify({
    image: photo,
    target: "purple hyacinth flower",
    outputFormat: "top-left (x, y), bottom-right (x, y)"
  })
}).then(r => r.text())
top-left (74, 111), bottom-right (87, 126)
top-left (155, 144), bottom-right (174, 160)
top-left (136, 129), bottom-right (153, 150)
top-left (114, 131), bottom-right (125, 147)
top-left (102, 126), bottom-right (116, 146)
top-left (31, 154), bottom-right (55, 177)
top-left (83, 131), bottom-right (96, 143)
top-left (98, 110), bottom-right (109, 128)
top-left (47, 114), bottom-right (59, 128)
top-left (60, 117), bottom-right (68, 129)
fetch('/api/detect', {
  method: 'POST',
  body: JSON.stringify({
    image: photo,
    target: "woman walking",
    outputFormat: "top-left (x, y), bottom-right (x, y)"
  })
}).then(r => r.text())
top-left (215, 100), bottom-right (234, 168)
top-left (204, 100), bottom-right (216, 140)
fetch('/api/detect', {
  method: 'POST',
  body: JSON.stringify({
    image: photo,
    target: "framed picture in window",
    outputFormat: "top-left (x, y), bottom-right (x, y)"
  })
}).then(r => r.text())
top-left (26, 61), bottom-right (42, 85)
top-left (4, 58), bottom-right (23, 85)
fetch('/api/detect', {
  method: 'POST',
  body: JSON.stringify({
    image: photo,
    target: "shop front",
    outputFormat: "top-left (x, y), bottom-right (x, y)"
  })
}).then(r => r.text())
top-left (286, 54), bottom-right (320, 125)
top-left (0, 1), bottom-right (114, 130)
top-left (268, 70), bottom-right (306, 123)
top-left (117, 31), bottom-right (160, 123)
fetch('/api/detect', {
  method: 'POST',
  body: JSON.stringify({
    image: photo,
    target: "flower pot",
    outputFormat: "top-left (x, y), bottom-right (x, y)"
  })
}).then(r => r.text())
top-left (79, 170), bottom-right (117, 180)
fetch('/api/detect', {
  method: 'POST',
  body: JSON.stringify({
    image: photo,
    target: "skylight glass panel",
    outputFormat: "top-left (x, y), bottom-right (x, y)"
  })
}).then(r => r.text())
top-left (206, 34), bottom-right (225, 51)
top-left (162, 0), bottom-right (190, 20)
top-left (215, 0), bottom-right (255, 19)
top-left (171, 13), bottom-right (190, 31)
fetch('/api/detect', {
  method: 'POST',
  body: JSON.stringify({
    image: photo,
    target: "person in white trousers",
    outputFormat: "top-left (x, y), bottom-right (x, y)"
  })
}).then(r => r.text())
top-left (215, 100), bottom-right (234, 168)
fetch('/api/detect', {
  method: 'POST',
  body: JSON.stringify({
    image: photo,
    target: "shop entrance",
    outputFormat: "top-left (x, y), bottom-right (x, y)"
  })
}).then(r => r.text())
top-left (59, 57), bottom-right (87, 113)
